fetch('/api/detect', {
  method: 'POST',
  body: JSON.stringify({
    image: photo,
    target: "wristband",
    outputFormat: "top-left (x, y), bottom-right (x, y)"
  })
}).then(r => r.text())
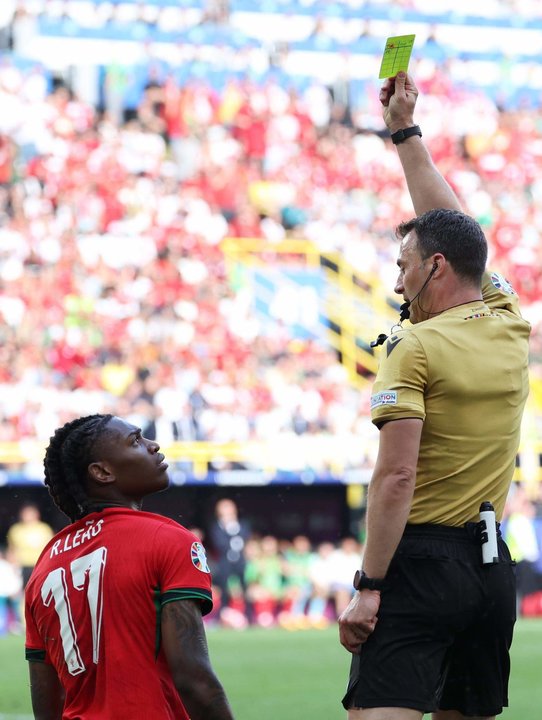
top-left (390, 125), bottom-right (422, 145)
top-left (353, 570), bottom-right (385, 592)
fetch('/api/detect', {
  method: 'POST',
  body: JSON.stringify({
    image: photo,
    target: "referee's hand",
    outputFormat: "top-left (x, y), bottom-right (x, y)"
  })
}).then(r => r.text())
top-left (338, 590), bottom-right (381, 654)
top-left (379, 71), bottom-right (418, 133)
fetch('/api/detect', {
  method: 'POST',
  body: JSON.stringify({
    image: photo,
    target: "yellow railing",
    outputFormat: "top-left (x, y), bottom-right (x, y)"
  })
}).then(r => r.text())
top-left (1, 438), bottom-right (364, 479)
top-left (319, 250), bottom-right (397, 377)
top-left (2, 439), bottom-right (541, 486)
top-left (221, 237), bottom-right (398, 385)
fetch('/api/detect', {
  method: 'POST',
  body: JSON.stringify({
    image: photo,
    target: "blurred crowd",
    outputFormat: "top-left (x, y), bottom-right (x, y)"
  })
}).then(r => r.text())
top-left (0, 503), bottom-right (53, 634)
top-left (205, 494), bottom-right (542, 626)
top-left (2, 492), bottom-right (542, 635)
top-left (0, 0), bottom-right (541, 638)
top-left (203, 498), bottom-right (364, 629)
top-left (0, 498), bottom-right (365, 633)
top-left (0, 51), bottom-right (541, 466)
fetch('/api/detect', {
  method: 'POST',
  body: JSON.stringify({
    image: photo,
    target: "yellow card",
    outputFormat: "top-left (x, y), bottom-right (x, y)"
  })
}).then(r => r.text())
top-left (379, 35), bottom-right (416, 79)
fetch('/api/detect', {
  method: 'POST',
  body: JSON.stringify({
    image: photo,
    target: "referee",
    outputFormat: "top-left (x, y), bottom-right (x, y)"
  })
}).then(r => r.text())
top-left (338, 72), bottom-right (531, 720)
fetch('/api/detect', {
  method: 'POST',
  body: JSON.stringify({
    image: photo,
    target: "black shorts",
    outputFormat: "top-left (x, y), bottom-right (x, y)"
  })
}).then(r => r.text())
top-left (342, 523), bottom-right (516, 716)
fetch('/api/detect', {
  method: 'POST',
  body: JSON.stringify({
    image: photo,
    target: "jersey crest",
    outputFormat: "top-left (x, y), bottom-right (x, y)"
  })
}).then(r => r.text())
top-left (191, 542), bottom-right (210, 573)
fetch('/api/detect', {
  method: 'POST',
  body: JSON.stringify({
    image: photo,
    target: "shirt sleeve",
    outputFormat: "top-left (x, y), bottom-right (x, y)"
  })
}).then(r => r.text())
top-left (482, 270), bottom-right (523, 317)
top-left (152, 523), bottom-right (213, 616)
top-left (370, 330), bottom-right (428, 427)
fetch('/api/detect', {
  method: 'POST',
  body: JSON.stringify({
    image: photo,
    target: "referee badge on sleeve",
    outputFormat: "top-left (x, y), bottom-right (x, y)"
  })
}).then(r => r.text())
top-left (371, 391), bottom-right (398, 409)
top-left (490, 272), bottom-right (516, 295)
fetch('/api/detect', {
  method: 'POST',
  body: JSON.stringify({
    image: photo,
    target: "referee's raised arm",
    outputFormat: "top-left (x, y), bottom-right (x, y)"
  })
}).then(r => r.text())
top-left (380, 72), bottom-right (462, 216)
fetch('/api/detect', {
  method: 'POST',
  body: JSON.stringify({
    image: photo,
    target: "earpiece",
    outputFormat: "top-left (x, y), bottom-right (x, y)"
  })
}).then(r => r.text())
top-left (371, 260), bottom-right (438, 347)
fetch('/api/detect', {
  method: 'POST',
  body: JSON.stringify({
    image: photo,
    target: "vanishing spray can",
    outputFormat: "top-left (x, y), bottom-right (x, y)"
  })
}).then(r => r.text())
top-left (479, 501), bottom-right (499, 564)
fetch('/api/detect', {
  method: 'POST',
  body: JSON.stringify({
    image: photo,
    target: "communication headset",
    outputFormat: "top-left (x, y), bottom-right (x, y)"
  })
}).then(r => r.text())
top-left (371, 262), bottom-right (438, 347)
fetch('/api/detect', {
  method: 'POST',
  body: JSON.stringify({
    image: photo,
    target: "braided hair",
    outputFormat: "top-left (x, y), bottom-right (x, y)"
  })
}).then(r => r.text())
top-left (44, 414), bottom-right (114, 522)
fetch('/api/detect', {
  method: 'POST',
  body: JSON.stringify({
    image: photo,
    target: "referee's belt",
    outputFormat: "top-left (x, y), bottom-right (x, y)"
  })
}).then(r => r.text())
top-left (403, 522), bottom-right (501, 544)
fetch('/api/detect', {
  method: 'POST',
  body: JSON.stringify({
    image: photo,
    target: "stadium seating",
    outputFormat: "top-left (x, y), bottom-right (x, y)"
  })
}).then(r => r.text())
top-left (5, 0), bottom-right (542, 109)
top-left (0, 2), bottom-right (540, 490)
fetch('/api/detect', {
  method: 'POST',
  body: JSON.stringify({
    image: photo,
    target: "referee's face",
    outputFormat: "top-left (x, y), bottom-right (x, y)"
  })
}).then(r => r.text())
top-left (395, 232), bottom-right (433, 324)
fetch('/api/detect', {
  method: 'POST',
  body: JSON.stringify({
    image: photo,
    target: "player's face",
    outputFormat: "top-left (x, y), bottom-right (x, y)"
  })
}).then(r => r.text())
top-left (394, 231), bottom-right (432, 324)
top-left (98, 416), bottom-right (170, 500)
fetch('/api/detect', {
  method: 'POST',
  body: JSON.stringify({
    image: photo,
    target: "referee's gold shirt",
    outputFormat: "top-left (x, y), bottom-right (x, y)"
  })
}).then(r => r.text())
top-left (370, 271), bottom-right (531, 526)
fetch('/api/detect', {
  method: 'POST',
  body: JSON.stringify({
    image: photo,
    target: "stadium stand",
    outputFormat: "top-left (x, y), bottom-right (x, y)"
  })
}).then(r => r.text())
top-left (0, 1), bottom-right (540, 496)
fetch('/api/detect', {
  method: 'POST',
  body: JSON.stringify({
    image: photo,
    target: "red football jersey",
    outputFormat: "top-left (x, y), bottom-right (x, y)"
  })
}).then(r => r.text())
top-left (25, 508), bottom-right (213, 719)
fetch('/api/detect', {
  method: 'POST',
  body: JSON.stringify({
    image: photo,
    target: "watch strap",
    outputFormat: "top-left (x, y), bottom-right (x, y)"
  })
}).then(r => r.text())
top-left (353, 569), bottom-right (385, 592)
top-left (390, 125), bottom-right (422, 145)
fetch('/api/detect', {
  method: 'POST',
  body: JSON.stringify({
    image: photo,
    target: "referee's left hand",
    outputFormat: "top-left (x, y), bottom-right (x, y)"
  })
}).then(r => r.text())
top-left (338, 590), bottom-right (381, 654)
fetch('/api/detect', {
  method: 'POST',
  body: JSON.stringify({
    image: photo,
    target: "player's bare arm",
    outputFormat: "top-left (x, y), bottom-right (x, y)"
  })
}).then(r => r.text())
top-left (381, 72), bottom-right (462, 216)
top-left (29, 662), bottom-right (65, 720)
top-left (162, 599), bottom-right (235, 720)
top-left (339, 418), bottom-right (421, 654)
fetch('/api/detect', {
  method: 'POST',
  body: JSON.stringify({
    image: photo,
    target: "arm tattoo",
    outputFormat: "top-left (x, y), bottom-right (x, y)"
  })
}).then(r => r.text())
top-left (168, 599), bottom-right (210, 657)
top-left (162, 600), bottom-right (235, 720)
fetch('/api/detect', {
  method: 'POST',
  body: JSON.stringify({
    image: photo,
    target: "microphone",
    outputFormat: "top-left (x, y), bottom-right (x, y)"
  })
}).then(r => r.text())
top-left (398, 301), bottom-right (412, 323)
top-left (370, 263), bottom-right (437, 347)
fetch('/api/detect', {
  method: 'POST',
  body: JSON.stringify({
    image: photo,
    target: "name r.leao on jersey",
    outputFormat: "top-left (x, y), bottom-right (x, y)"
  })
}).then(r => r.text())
top-left (50, 519), bottom-right (105, 557)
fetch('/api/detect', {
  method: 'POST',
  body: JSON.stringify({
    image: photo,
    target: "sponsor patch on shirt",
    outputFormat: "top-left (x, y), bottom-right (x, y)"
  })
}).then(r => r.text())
top-left (371, 390), bottom-right (398, 409)
top-left (490, 271), bottom-right (516, 295)
top-left (191, 542), bottom-right (210, 573)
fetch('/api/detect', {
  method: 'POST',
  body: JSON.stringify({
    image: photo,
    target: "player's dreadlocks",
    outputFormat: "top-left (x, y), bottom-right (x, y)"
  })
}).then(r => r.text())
top-left (43, 414), bottom-right (114, 522)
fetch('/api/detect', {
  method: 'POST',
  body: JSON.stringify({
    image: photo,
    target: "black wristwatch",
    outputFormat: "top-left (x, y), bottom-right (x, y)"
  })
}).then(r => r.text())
top-left (390, 125), bottom-right (422, 145)
top-left (353, 570), bottom-right (385, 592)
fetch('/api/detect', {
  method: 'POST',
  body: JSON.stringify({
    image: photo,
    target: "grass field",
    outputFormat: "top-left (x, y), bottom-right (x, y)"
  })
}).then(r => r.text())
top-left (1, 620), bottom-right (541, 719)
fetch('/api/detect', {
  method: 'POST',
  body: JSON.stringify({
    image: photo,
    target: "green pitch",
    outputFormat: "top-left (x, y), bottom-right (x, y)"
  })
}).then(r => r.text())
top-left (1, 620), bottom-right (541, 719)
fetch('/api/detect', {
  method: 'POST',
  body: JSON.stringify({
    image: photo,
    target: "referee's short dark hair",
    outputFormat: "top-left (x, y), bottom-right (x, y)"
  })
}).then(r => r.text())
top-left (396, 208), bottom-right (488, 284)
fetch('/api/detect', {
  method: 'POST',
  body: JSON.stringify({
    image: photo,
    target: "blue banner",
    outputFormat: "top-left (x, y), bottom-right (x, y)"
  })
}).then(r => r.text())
top-left (252, 265), bottom-right (327, 340)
